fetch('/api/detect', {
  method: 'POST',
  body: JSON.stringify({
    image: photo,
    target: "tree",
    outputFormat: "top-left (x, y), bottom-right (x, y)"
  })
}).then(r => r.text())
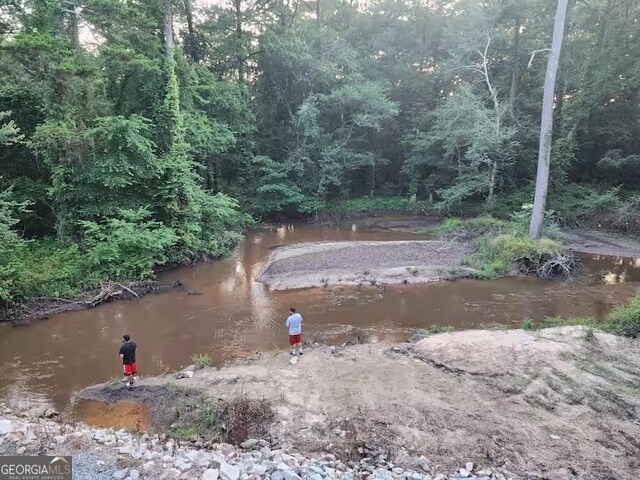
top-left (529, 0), bottom-right (569, 239)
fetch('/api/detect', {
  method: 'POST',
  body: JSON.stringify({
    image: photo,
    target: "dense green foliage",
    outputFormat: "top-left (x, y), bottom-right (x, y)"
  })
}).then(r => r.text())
top-left (1, 0), bottom-right (640, 310)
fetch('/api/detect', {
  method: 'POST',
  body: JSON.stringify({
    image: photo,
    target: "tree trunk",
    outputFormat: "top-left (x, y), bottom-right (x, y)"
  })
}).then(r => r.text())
top-left (234, 0), bottom-right (244, 82)
top-left (163, 0), bottom-right (173, 60)
top-left (529, 0), bottom-right (569, 239)
top-left (487, 160), bottom-right (497, 205)
top-left (509, 14), bottom-right (522, 116)
top-left (183, 0), bottom-right (197, 61)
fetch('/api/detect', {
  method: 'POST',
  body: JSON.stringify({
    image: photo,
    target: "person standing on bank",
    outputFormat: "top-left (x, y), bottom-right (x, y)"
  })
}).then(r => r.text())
top-left (119, 334), bottom-right (138, 389)
top-left (286, 307), bottom-right (303, 356)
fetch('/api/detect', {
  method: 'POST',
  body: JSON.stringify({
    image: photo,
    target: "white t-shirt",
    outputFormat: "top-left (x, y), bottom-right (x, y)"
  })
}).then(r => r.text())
top-left (286, 313), bottom-right (303, 335)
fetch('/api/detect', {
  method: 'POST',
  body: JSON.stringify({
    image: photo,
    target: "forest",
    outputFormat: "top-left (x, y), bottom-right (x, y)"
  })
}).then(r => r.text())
top-left (1, 0), bottom-right (639, 310)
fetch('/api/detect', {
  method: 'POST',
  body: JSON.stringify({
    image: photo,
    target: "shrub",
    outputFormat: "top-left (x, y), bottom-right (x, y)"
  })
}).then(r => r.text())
top-left (522, 319), bottom-right (535, 331)
top-left (9, 240), bottom-right (90, 298)
top-left (80, 208), bottom-right (177, 281)
top-left (474, 234), bottom-right (564, 278)
top-left (605, 296), bottom-right (640, 338)
top-left (417, 325), bottom-right (455, 336)
top-left (191, 353), bottom-right (212, 368)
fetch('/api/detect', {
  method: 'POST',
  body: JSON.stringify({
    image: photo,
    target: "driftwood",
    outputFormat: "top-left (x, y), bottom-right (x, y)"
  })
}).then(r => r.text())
top-left (537, 253), bottom-right (575, 279)
top-left (89, 282), bottom-right (140, 306)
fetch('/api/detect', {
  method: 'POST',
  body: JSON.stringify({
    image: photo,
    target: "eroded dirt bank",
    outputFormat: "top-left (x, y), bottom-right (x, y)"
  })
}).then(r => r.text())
top-left (80, 327), bottom-right (640, 480)
top-left (258, 241), bottom-right (475, 290)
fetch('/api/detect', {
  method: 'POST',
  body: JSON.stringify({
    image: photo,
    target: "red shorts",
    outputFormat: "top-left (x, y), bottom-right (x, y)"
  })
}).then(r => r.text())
top-left (123, 362), bottom-right (138, 376)
top-left (289, 334), bottom-right (302, 346)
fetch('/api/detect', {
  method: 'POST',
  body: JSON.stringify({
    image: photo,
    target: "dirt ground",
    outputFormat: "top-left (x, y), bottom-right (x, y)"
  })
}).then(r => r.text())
top-left (561, 229), bottom-right (640, 257)
top-left (258, 241), bottom-right (475, 290)
top-left (80, 327), bottom-right (640, 480)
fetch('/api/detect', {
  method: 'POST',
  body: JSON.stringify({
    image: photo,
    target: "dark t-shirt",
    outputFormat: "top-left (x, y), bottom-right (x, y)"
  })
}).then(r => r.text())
top-left (119, 342), bottom-right (137, 365)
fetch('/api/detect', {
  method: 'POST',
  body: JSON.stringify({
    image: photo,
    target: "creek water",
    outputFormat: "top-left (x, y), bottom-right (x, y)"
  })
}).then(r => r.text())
top-left (1, 216), bottom-right (639, 414)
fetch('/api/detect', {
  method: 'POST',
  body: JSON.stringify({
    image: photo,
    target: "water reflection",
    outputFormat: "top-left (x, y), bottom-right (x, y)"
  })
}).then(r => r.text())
top-left (581, 255), bottom-right (640, 285)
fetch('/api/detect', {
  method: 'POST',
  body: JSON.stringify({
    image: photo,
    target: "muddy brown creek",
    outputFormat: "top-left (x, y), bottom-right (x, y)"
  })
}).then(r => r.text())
top-left (1, 216), bottom-right (639, 414)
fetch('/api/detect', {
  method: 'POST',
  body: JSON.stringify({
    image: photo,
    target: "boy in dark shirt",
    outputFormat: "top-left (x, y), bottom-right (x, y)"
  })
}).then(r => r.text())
top-left (119, 334), bottom-right (138, 389)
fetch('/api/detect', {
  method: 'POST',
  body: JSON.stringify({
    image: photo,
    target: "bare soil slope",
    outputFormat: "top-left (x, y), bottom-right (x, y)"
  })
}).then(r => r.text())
top-left (258, 241), bottom-right (475, 290)
top-left (81, 327), bottom-right (640, 479)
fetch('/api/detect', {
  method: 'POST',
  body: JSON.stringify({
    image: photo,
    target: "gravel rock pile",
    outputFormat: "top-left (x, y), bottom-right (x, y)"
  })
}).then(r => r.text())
top-left (0, 406), bottom-right (513, 480)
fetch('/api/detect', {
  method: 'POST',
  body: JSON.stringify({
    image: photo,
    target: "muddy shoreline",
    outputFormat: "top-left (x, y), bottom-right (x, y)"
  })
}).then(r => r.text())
top-left (1, 279), bottom-right (185, 325)
top-left (75, 327), bottom-right (640, 479)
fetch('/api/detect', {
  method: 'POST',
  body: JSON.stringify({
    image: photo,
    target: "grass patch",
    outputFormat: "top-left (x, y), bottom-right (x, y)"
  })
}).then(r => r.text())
top-left (191, 353), bottom-right (213, 369)
top-left (430, 211), bottom-right (570, 280)
top-left (168, 425), bottom-right (198, 440)
top-left (416, 324), bottom-right (455, 337)
top-left (473, 234), bottom-right (566, 279)
top-left (605, 296), bottom-right (640, 338)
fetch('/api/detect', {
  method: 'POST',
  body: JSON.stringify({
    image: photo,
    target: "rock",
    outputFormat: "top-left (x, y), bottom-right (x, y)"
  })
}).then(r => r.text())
top-left (113, 469), bottom-right (129, 480)
top-left (417, 457), bottom-right (430, 473)
top-left (276, 463), bottom-right (289, 471)
top-left (16, 446), bottom-right (26, 455)
top-left (241, 439), bottom-right (259, 449)
top-left (128, 469), bottom-right (140, 480)
top-left (271, 472), bottom-right (285, 480)
top-left (43, 408), bottom-right (59, 418)
top-left (283, 472), bottom-right (301, 480)
top-left (174, 458), bottom-right (192, 471)
top-left (220, 462), bottom-right (240, 480)
top-left (323, 467), bottom-right (336, 477)
top-left (162, 468), bottom-right (182, 479)
top-left (118, 445), bottom-right (134, 455)
top-left (203, 469), bottom-right (220, 480)
top-left (54, 435), bottom-right (66, 444)
top-left (465, 463), bottom-right (474, 473)
top-left (459, 468), bottom-right (471, 478)
top-left (339, 473), bottom-right (353, 480)
top-left (392, 468), bottom-right (404, 475)
top-left (252, 465), bottom-right (267, 476)
top-left (308, 465), bottom-right (325, 477)
top-left (372, 468), bottom-right (393, 480)
top-left (187, 450), bottom-right (211, 468)
top-left (143, 461), bottom-right (156, 472)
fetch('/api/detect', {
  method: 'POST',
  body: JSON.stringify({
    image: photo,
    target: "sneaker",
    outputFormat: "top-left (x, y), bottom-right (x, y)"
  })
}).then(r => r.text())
top-left (290, 350), bottom-right (296, 355)
top-left (132, 376), bottom-right (138, 381)
top-left (298, 349), bottom-right (303, 356)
